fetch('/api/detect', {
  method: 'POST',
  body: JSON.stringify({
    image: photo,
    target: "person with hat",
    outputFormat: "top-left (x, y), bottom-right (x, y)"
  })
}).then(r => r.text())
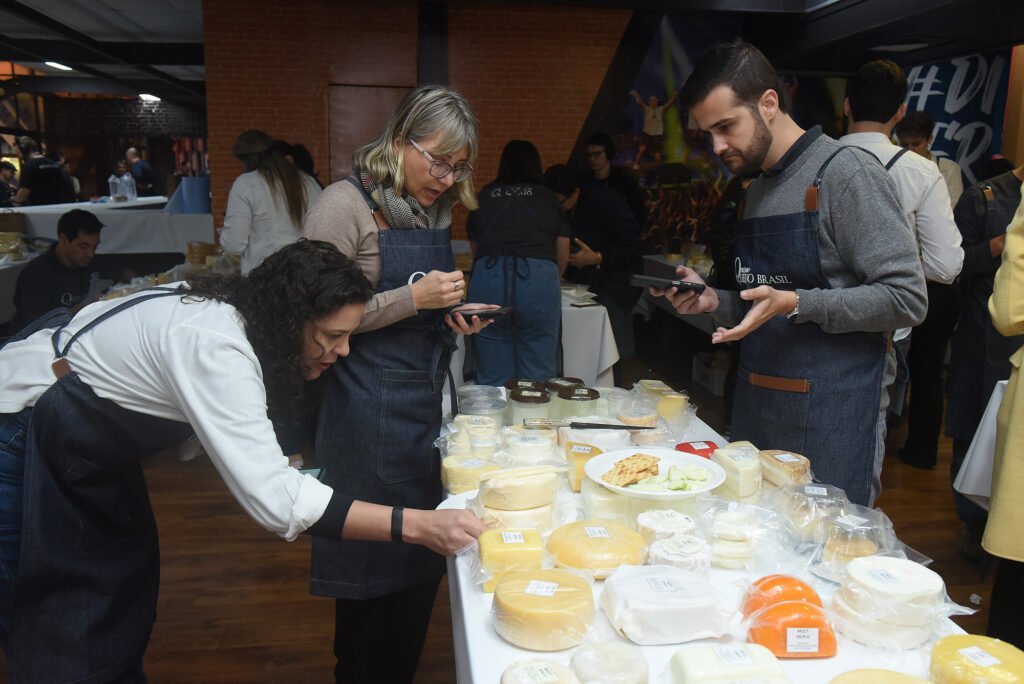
top-left (11, 209), bottom-right (102, 332)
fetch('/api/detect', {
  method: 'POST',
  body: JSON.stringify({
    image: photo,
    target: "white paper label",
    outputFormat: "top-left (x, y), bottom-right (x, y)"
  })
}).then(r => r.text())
top-left (868, 568), bottom-right (900, 584)
top-left (525, 580), bottom-right (559, 597)
top-left (836, 514), bottom-right (869, 527)
top-left (501, 532), bottom-right (525, 544)
top-left (690, 441), bottom-right (710, 450)
top-left (584, 526), bottom-right (610, 538)
top-left (714, 645), bottom-right (754, 666)
top-left (805, 485), bottom-right (828, 496)
top-left (786, 627), bottom-right (820, 653)
top-left (520, 390), bottom-right (543, 398)
top-left (570, 444), bottom-right (595, 454)
top-left (518, 664), bottom-right (560, 682)
top-left (958, 646), bottom-right (1001, 667)
top-left (644, 576), bottom-right (678, 592)
top-left (774, 452), bottom-right (801, 462)
top-left (730, 447), bottom-right (758, 462)
top-left (574, 388), bottom-right (591, 396)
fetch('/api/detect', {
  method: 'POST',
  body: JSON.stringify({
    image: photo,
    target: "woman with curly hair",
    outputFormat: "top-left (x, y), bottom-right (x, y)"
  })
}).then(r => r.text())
top-left (0, 240), bottom-right (486, 683)
top-left (303, 85), bottom-right (493, 683)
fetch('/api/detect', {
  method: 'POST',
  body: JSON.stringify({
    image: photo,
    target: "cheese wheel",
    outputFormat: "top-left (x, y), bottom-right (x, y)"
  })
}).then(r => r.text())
top-left (711, 510), bottom-right (759, 541)
top-left (630, 424), bottom-right (673, 446)
top-left (710, 538), bottom-right (756, 569)
top-left (501, 659), bottom-right (580, 684)
top-left (741, 574), bottom-right (822, 618)
top-left (505, 433), bottom-right (557, 465)
top-left (669, 643), bottom-right (787, 683)
top-left (636, 509), bottom-right (696, 543)
top-left (930, 634), bottom-right (1024, 684)
top-left (830, 670), bottom-right (930, 684)
top-left (747, 600), bottom-right (837, 659)
top-left (647, 535), bottom-right (711, 575)
top-left (711, 443), bottom-right (762, 497)
top-left (656, 392), bottom-right (689, 422)
top-left (822, 535), bottom-right (879, 564)
top-left (479, 466), bottom-right (561, 511)
top-left (482, 504), bottom-right (555, 533)
top-left (570, 641), bottom-right (648, 684)
top-left (617, 407), bottom-right (658, 427)
top-left (491, 569), bottom-right (595, 651)
top-left (479, 529), bottom-right (544, 592)
top-left (830, 591), bottom-right (932, 650)
top-left (442, 455), bottom-right (500, 494)
top-left (546, 520), bottom-right (646, 579)
top-left (841, 556), bottom-right (944, 626)
top-left (758, 449), bottom-right (811, 486)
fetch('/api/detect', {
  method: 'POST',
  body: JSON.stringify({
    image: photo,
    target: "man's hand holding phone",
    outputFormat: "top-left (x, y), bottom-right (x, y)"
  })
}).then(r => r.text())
top-left (646, 266), bottom-right (719, 315)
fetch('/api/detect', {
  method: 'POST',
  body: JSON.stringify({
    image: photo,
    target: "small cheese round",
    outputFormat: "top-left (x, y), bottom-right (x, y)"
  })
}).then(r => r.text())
top-left (711, 510), bottom-right (758, 541)
top-left (830, 591), bottom-right (932, 651)
top-left (504, 433), bottom-right (556, 465)
top-left (501, 659), bottom-right (580, 684)
top-left (479, 467), bottom-right (560, 511)
top-left (841, 556), bottom-right (945, 626)
top-left (647, 535), bottom-right (711, 575)
top-left (822, 535), bottom-right (879, 564)
top-left (710, 538), bottom-right (756, 569)
top-left (617, 407), bottom-right (658, 427)
top-left (571, 641), bottom-right (648, 683)
top-left (636, 509), bottom-right (696, 544)
top-left (491, 569), bottom-right (595, 651)
top-left (546, 520), bottom-right (646, 579)
top-left (441, 455), bottom-right (500, 494)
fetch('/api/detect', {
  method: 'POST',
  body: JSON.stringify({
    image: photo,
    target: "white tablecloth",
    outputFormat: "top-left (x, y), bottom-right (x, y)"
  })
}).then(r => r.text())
top-left (440, 414), bottom-right (961, 683)
top-left (954, 380), bottom-right (1008, 511)
top-left (449, 294), bottom-right (620, 388)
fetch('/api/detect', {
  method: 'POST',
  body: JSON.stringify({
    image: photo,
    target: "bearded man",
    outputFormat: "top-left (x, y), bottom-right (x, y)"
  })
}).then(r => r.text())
top-left (651, 41), bottom-right (927, 506)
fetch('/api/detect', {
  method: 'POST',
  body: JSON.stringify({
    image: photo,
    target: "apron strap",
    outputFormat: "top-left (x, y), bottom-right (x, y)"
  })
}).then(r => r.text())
top-left (806, 145), bottom-right (884, 212)
top-left (884, 147), bottom-right (910, 171)
top-left (345, 176), bottom-right (391, 231)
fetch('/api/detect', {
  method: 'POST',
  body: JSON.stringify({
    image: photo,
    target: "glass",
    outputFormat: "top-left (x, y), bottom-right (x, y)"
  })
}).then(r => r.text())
top-left (408, 138), bottom-right (473, 182)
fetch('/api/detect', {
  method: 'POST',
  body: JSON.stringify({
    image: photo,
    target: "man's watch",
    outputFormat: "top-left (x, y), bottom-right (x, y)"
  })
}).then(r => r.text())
top-left (786, 291), bottom-right (800, 320)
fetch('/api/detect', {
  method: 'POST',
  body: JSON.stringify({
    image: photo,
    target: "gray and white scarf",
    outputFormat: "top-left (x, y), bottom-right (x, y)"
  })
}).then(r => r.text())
top-left (358, 169), bottom-right (452, 230)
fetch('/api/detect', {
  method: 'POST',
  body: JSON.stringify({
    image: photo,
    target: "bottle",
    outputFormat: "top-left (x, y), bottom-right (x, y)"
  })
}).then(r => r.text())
top-left (108, 174), bottom-right (119, 199)
top-left (121, 173), bottom-right (137, 200)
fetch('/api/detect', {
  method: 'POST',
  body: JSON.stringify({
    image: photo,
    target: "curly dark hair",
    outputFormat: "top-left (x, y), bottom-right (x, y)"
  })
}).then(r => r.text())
top-left (183, 240), bottom-right (373, 426)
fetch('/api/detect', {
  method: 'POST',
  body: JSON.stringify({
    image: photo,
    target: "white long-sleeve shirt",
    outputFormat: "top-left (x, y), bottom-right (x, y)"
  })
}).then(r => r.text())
top-left (0, 287), bottom-right (337, 540)
top-left (219, 170), bottom-right (322, 274)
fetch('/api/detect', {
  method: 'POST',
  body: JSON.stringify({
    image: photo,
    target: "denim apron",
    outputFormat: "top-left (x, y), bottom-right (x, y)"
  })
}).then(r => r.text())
top-left (9, 289), bottom-right (191, 683)
top-left (729, 149), bottom-right (886, 506)
top-left (310, 180), bottom-right (455, 599)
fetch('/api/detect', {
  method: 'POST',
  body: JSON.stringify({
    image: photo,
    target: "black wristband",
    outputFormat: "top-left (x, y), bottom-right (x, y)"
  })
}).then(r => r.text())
top-left (391, 506), bottom-right (404, 543)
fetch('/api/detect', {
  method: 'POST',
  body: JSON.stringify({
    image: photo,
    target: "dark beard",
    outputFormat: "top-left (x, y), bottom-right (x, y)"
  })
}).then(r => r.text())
top-left (725, 110), bottom-right (772, 176)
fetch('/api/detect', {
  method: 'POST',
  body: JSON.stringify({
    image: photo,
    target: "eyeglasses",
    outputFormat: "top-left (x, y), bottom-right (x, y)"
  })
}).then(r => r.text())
top-left (407, 139), bottom-right (473, 182)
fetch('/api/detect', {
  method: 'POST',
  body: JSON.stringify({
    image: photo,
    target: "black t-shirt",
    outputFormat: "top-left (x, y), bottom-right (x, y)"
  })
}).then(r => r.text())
top-left (600, 165), bottom-right (647, 227)
top-left (11, 244), bottom-right (92, 333)
top-left (467, 183), bottom-right (571, 262)
top-left (19, 156), bottom-right (75, 206)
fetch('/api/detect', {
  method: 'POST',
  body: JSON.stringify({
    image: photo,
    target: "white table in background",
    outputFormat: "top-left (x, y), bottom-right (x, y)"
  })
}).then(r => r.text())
top-left (955, 380), bottom-right (1009, 511)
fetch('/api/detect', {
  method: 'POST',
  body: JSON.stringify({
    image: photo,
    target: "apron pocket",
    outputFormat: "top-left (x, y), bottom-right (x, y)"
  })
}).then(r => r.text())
top-left (377, 369), bottom-right (440, 484)
top-left (737, 366), bottom-right (812, 454)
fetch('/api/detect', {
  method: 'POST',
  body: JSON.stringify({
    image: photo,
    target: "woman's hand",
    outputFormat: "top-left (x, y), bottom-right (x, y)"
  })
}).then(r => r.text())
top-left (403, 508), bottom-right (486, 556)
top-left (411, 270), bottom-right (467, 310)
top-left (567, 238), bottom-right (602, 269)
top-left (649, 265), bottom-right (719, 315)
top-left (444, 303), bottom-right (499, 335)
top-left (710, 286), bottom-right (797, 344)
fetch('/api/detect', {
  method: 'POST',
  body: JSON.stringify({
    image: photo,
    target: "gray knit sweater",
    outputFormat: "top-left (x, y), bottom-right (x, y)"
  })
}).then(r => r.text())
top-left (714, 131), bottom-right (928, 333)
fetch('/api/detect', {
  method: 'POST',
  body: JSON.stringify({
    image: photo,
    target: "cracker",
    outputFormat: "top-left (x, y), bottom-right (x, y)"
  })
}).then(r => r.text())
top-left (601, 453), bottom-right (660, 487)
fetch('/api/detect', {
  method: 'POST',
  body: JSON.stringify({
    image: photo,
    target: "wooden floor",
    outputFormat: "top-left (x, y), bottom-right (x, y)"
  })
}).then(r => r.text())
top-left (0, 363), bottom-right (994, 682)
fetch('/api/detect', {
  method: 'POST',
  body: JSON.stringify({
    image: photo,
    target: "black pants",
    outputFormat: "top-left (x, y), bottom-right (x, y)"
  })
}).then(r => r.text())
top-left (333, 576), bottom-right (442, 684)
top-left (901, 282), bottom-right (961, 466)
top-left (988, 557), bottom-right (1024, 649)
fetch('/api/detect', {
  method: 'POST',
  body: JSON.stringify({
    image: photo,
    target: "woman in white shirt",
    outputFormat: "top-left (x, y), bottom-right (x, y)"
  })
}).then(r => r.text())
top-left (219, 130), bottom-right (322, 273)
top-left (0, 240), bottom-right (484, 683)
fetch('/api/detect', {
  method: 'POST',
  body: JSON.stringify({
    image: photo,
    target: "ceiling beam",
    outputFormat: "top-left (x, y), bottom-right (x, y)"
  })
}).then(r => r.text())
top-left (0, 38), bottom-right (203, 66)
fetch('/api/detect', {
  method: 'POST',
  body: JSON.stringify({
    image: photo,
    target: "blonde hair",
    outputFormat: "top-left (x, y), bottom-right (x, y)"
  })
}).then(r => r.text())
top-left (353, 84), bottom-right (479, 210)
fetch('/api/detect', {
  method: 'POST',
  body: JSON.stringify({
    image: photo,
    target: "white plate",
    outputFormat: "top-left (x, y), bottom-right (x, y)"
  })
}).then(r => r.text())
top-left (584, 447), bottom-right (726, 500)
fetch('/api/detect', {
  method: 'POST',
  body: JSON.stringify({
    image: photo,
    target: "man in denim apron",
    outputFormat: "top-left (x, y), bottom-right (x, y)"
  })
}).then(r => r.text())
top-left (656, 41), bottom-right (927, 506)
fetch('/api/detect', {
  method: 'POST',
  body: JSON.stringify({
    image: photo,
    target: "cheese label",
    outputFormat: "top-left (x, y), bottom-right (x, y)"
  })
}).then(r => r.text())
top-left (501, 532), bottom-right (525, 544)
top-left (786, 627), bottom-right (820, 652)
top-left (573, 388), bottom-right (591, 396)
top-left (868, 568), bottom-right (900, 584)
top-left (644, 576), bottom-right (679, 592)
top-left (804, 485), bottom-right (828, 496)
top-left (714, 645), bottom-right (754, 665)
top-left (518, 664), bottom-right (560, 682)
top-left (729, 447), bottom-right (758, 461)
top-left (524, 580), bottom-right (559, 597)
top-left (836, 514), bottom-right (869, 528)
top-left (520, 390), bottom-right (544, 398)
top-left (691, 441), bottom-right (710, 449)
top-left (958, 646), bottom-right (1002, 667)
top-left (584, 526), bottom-right (610, 538)
top-left (569, 443), bottom-right (599, 455)
top-left (774, 452), bottom-right (801, 462)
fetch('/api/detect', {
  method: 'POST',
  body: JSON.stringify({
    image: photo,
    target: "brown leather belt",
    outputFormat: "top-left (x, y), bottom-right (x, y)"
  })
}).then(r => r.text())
top-left (744, 370), bottom-right (810, 394)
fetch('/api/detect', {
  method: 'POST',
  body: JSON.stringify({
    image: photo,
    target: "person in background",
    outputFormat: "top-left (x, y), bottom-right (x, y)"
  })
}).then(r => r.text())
top-left (984, 183), bottom-right (1024, 649)
top-left (11, 209), bottom-right (102, 333)
top-left (291, 143), bottom-right (325, 189)
top-left (0, 161), bottom-right (17, 207)
top-left (126, 146), bottom-right (156, 196)
top-left (467, 139), bottom-right (570, 385)
top-left (0, 240), bottom-right (487, 681)
top-left (12, 136), bottom-right (75, 206)
top-left (47, 150), bottom-right (80, 199)
top-left (946, 162), bottom-right (1024, 560)
top-left (895, 110), bottom-right (965, 207)
top-left (630, 89), bottom-right (679, 167)
top-left (545, 164), bottom-right (645, 384)
top-left (585, 131), bottom-right (646, 227)
top-left (220, 129), bottom-right (322, 275)
top-left (302, 85), bottom-right (493, 684)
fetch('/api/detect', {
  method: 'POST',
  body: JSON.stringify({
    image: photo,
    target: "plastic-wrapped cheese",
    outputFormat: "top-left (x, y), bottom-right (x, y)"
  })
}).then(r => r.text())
top-left (617, 406), bottom-right (658, 427)
top-left (478, 466), bottom-right (561, 511)
top-left (546, 521), bottom-right (646, 579)
top-left (580, 477), bottom-right (629, 524)
top-left (636, 509), bottom-right (696, 543)
top-left (501, 659), bottom-right (580, 684)
top-left (930, 634), bottom-right (1024, 684)
top-left (711, 442), bottom-right (762, 497)
top-left (711, 509), bottom-right (759, 541)
top-left (758, 449), bottom-right (811, 486)
top-left (747, 600), bottom-right (837, 659)
top-left (647, 535), bottom-right (711, 576)
top-left (830, 591), bottom-right (932, 650)
top-left (505, 433), bottom-right (557, 465)
top-left (453, 413), bottom-right (500, 431)
top-left (482, 504), bottom-right (555, 533)
top-left (600, 564), bottom-right (732, 645)
top-left (570, 641), bottom-right (648, 684)
top-left (710, 538), bottom-right (756, 569)
top-left (841, 556), bottom-right (945, 626)
top-left (491, 569), bottom-right (595, 651)
top-left (669, 643), bottom-right (789, 683)
top-left (442, 455), bottom-right (500, 494)
top-left (830, 670), bottom-right (930, 683)
top-left (741, 574), bottom-right (822, 618)
top-left (479, 529), bottom-right (544, 592)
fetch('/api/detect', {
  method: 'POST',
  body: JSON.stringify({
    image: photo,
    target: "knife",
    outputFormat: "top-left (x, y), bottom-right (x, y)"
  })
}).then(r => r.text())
top-left (522, 418), bottom-right (655, 430)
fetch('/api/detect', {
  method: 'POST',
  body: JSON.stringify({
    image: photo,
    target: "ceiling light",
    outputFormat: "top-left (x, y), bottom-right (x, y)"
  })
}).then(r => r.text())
top-left (869, 42), bottom-right (931, 53)
top-left (45, 61), bottom-right (72, 71)
top-left (139, 93), bottom-right (161, 102)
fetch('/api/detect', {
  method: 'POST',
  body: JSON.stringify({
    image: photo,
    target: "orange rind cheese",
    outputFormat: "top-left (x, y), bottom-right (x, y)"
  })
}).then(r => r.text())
top-left (747, 600), bottom-right (837, 659)
top-left (741, 574), bottom-right (823, 618)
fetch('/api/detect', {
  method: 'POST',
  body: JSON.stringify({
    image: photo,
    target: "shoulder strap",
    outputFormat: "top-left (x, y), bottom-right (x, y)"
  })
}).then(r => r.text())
top-left (885, 147), bottom-right (910, 171)
top-left (51, 287), bottom-right (181, 360)
top-left (806, 145), bottom-right (883, 211)
top-left (344, 176), bottom-right (391, 230)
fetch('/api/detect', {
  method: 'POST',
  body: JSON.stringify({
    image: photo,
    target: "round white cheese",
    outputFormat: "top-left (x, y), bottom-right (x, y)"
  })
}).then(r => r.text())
top-left (841, 556), bottom-right (945, 626)
top-left (710, 509), bottom-right (758, 541)
top-left (647, 535), bottom-right (711, 575)
top-left (501, 658), bottom-right (580, 684)
top-left (636, 509), bottom-right (697, 544)
top-left (830, 591), bottom-right (932, 650)
top-left (571, 641), bottom-right (648, 683)
top-left (505, 433), bottom-right (557, 465)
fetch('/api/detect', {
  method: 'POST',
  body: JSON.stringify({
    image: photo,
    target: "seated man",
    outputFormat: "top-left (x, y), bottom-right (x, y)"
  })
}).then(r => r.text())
top-left (0, 162), bottom-right (17, 208)
top-left (11, 209), bottom-right (103, 332)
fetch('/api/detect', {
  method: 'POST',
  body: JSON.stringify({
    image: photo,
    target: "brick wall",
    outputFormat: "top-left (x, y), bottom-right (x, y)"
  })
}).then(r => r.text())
top-left (46, 97), bottom-right (205, 138)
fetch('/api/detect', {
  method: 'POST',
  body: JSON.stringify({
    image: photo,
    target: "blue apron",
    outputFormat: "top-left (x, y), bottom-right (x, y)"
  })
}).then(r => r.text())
top-left (9, 290), bottom-right (191, 683)
top-left (310, 181), bottom-right (456, 600)
top-left (729, 150), bottom-right (887, 506)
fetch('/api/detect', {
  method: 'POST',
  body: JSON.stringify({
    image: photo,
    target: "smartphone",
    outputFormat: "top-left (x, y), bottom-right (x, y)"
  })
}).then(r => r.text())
top-left (450, 305), bottom-right (514, 320)
top-left (299, 467), bottom-right (326, 482)
top-left (570, 301), bottom-right (600, 308)
top-left (629, 274), bottom-right (706, 294)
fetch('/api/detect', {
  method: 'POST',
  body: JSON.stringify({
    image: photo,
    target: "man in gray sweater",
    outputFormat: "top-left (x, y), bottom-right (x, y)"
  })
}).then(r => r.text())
top-left (654, 41), bottom-right (927, 506)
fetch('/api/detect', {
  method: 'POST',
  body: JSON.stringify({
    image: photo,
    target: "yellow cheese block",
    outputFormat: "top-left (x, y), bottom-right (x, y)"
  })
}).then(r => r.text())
top-left (441, 455), bottom-right (500, 494)
top-left (546, 520), bottom-right (646, 579)
top-left (478, 466), bottom-right (562, 511)
top-left (830, 669), bottom-right (930, 683)
top-left (931, 634), bottom-right (1024, 684)
top-left (491, 569), bottom-right (595, 651)
top-left (479, 528), bottom-right (544, 592)
top-left (711, 441), bottom-right (762, 497)
top-left (566, 442), bottom-right (602, 492)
